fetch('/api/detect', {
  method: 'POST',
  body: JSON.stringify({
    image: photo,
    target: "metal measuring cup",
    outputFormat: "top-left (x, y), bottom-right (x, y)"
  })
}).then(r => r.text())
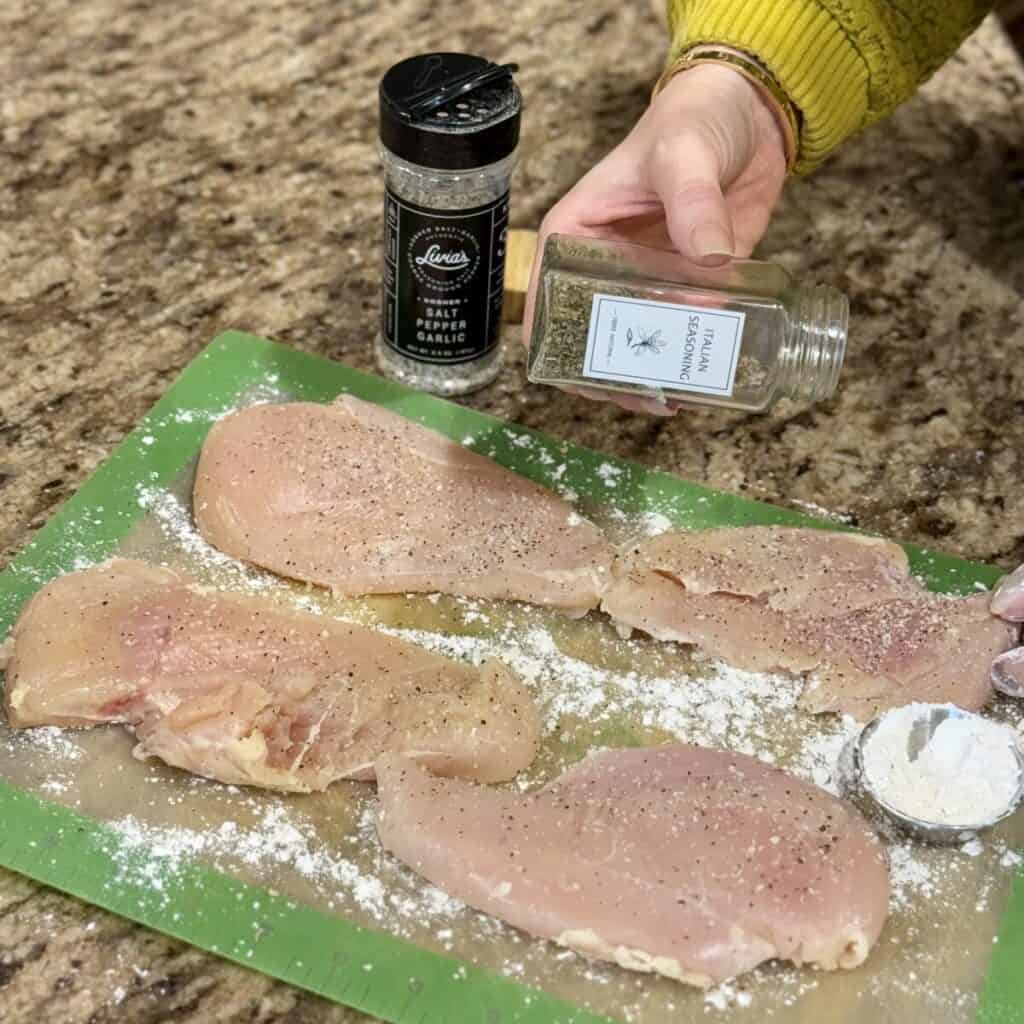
top-left (839, 704), bottom-right (1024, 845)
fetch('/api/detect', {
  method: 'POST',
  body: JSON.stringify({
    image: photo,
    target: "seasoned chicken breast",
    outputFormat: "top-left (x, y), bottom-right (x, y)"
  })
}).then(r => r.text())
top-left (1, 559), bottom-right (540, 790)
top-left (376, 746), bottom-right (890, 987)
top-left (602, 527), bottom-right (1017, 720)
top-left (193, 398), bottom-right (613, 614)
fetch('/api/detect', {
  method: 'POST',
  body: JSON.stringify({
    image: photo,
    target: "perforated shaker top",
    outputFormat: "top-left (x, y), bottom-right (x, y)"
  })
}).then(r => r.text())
top-left (379, 53), bottom-right (521, 170)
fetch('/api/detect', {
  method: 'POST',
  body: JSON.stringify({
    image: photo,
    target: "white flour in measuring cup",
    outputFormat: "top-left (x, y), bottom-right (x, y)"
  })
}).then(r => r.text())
top-left (861, 704), bottom-right (1022, 827)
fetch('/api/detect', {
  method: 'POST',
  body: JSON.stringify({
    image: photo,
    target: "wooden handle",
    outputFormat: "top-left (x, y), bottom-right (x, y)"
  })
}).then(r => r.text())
top-left (502, 229), bottom-right (538, 324)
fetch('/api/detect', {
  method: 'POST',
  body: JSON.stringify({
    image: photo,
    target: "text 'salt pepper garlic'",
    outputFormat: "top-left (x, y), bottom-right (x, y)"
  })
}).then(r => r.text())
top-left (527, 235), bottom-right (849, 412)
top-left (377, 54), bottom-right (522, 396)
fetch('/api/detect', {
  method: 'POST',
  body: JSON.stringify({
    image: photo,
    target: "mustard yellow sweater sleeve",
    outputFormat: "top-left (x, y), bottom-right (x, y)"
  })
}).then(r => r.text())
top-left (667, 0), bottom-right (992, 171)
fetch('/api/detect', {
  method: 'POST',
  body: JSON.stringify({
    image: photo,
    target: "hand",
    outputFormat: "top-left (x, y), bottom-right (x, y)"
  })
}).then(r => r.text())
top-left (992, 563), bottom-right (1024, 620)
top-left (993, 648), bottom-right (1024, 696)
top-left (991, 564), bottom-right (1024, 696)
top-left (524, 63), bottom-right (788, 415)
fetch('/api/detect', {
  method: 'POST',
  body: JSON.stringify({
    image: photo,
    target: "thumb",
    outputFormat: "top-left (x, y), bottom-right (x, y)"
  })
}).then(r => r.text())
top-left (646, 132), bottom-right (734, 266)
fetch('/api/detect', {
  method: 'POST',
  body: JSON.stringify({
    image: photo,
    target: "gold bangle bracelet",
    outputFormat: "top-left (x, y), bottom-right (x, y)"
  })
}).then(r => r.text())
top-left (652, 46), bottom-right (800, 173)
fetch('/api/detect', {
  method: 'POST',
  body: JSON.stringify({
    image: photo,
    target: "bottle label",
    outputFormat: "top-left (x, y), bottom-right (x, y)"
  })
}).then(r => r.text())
top-left (581, 293), bottom-right (745, 396)
top-left (382, 187), bottom-right (509, 365)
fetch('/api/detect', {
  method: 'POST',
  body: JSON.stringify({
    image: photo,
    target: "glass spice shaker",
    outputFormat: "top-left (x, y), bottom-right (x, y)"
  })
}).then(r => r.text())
top-left (377, 54), bottom-right (522, 395)
top-left (527, 235), bottom-right (849, 412)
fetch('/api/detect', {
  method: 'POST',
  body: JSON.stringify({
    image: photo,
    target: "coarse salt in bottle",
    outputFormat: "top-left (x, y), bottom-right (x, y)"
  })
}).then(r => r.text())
top-left (377, 53), bottom-right (521, 395)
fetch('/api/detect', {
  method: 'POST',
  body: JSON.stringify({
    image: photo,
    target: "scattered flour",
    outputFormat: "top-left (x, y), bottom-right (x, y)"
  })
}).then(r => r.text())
top-left (704, 980), bottom-right (753, 1011)
top-left (638, 511), bottom-right (673, 537)
top-left (378, 621), bottom-right (808, 765)
top-left (596, 462), bottom-right (624, 488)
top-left (134, 485), bottom-right (276, 592)
top-left (504, 429), bottom-right (535, 450)
top-left (788, 499), bottom-right (854, 525)
top-left (791, 717), bottom-right (860, 795)
top-left (887, 844), bottom-right (937, 910)
top-left (135, 487), bottom-right (231, 567)
top-left (17, 726), bottom-right (84, 761)
top-left (1000, 848), bottom-right (1022, 869)
top-left (107, 802), bottom-right (463, 930)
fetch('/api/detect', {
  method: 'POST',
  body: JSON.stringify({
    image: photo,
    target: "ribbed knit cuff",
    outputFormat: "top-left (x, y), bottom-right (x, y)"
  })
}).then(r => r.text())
top-left (671, 0), bottom-right (869, 173)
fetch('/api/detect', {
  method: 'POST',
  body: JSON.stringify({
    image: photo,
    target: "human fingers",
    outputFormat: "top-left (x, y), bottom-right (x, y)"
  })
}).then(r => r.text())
top-left (991, 563), bottom-right (1024, 620)
top-left (992, 646), bottom-right (1024, 698)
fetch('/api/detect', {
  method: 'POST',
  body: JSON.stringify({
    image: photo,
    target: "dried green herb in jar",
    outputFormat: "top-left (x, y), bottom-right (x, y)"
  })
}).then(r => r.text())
top-left (528, 235), bottom-right (848, 412)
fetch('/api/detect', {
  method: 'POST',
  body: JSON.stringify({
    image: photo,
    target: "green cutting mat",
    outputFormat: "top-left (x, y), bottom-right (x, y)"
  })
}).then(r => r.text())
top-left (0, 331), bottom-right (1019, 1024)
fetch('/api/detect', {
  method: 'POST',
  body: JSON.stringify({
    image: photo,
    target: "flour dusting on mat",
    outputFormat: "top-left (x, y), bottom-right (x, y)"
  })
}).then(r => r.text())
top-left (377, 620), bottom-right (807, 764)
top-left (788, 499), bottom-right (854, 525)
top-left (135, 485), bottom-right (277, 592)
top-left (13, 725), bottom-right (85, 762)
top-left (2, 377), bottom-right (1023, 1024)
top-left (638, 511), bottom-right (673, 536)
top-left (704, 980), bottom-right (754, 1011)
top-left (106, 800), bottom-right (465, 934)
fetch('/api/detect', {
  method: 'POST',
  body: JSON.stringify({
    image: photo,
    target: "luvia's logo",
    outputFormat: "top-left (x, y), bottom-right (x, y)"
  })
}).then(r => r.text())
top-left (626, 326), bottom-right (666, 356)
top-left (409, 225), bottom-right (480, 291)
top-left (414, 244), bottom-right (472, 271)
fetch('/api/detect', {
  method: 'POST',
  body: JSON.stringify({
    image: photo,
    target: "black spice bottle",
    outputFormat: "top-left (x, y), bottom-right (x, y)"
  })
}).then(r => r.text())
top-left (377, 54), bottom-right (521, 395)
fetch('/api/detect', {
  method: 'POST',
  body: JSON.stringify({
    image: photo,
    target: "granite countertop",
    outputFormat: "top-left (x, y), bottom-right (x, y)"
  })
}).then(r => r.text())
top-left (1, 1), bottom-right (1023, 1020)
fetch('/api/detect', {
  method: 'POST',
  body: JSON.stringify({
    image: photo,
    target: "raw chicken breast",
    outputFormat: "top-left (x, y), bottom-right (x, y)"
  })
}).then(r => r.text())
top-left (1, 559), bottom-right (540, 790)
top-left (624, 526), bottom-right (921, 614)
top-left (193, 399), bottom-right (612, 614)
top-left (992, 564), bottom-right (1024, 621)
top-left (376, 746), bottom-right (889, 987)
top-left (796, 592), bottom-right (1014, 717)
top-left (602, 527), bottom-right (1017, 721)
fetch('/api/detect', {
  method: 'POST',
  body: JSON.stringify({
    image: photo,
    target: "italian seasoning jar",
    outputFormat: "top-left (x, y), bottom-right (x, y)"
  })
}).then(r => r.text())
top-left (528, 235), bottom-right (849, 412)
top-left (377, 54), bottom-right (522, 395)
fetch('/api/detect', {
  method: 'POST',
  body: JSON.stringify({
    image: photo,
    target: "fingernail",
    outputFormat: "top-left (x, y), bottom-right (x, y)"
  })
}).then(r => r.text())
top-left (691, 223), bottom-right (734, 264)
top-left (992, 563), bottom-right (1024, 620)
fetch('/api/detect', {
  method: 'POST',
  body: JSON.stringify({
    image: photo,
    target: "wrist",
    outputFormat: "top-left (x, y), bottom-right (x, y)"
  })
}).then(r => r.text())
top-left (653, 48), bottom-right (797, 172)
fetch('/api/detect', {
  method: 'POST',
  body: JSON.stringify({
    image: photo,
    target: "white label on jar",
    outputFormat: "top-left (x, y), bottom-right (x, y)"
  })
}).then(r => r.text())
top-left (581, 293), bottom-right (745, 395)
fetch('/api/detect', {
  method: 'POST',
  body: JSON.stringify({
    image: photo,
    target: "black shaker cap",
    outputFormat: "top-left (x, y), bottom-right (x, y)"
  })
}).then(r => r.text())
top-left (379, 53), bottom-right (521, 170)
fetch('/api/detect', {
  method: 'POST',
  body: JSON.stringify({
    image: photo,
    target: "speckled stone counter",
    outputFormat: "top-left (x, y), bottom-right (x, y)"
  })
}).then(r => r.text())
top-left (1, 2), bottom-right (1022, 1020)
